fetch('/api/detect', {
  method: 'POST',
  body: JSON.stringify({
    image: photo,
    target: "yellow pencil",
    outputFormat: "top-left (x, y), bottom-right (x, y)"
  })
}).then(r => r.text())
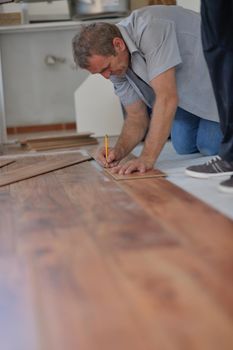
top-left (105, 134), bottom-right (109, 160)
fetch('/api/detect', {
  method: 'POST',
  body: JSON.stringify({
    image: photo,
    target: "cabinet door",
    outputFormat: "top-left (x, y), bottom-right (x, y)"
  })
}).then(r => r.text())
top-left (1, 28), bottom-right (88, 127)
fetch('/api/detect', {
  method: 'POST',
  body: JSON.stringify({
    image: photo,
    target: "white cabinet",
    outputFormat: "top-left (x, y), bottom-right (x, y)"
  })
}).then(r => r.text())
top-left (0, 22), bottom-right (88, 142)
top-left (0, 19), bottom-right (123, 142)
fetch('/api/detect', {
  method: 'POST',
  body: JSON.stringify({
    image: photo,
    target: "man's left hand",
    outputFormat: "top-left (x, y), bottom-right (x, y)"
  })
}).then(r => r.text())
top-left (110, 156), bottom-right (154, 175)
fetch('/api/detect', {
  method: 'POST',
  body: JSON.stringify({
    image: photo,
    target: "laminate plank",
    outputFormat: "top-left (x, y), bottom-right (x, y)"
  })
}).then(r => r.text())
top-left (0, 153), bottom-right (91, 187)
top-left (6, 167), bottom-right (168, 350)
top-left (119, 177), bottom-right (233, 261)
top-left (0, 255), bottom-right (42, 350)
top-left (20, 132), bottom-right (98, 151)
top-left (105, 167), bottom-right (167, 180)
top-left (113, 249), bottom-right (233, 350)
top-left (89, 149), bottom-right (167, 179)
top-left (27, 139), bottom-right (98, 151)
top-left (27, 138), bottom-right (97, 147)
top-left (20, 132), bottom-right (94, 145)
top-left (56, 162), bottom-right (233, 349)
top-left (0, 159), bottom-right (15, 168)
top-left (118, 178), bottom-right (233, 313)
top-left (1, 157), bottom-right (233, 349)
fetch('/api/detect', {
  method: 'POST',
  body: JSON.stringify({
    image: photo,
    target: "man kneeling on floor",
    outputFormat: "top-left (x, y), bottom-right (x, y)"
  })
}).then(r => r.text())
top-left (72, 5), bottom-right (222, 176)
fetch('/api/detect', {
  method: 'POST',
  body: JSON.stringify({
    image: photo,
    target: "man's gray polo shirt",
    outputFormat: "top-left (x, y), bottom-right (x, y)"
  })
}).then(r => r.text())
top-left (110, 5), bottom-right (219, 122)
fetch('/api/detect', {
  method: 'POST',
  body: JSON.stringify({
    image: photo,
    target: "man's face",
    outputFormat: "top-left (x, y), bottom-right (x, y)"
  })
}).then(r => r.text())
top-left (86, 38), bottom-right (129, 79)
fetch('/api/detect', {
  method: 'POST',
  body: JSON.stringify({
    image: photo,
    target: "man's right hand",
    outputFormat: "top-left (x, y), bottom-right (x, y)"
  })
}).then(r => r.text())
top-left (95, 146), bottom-right (123, 168)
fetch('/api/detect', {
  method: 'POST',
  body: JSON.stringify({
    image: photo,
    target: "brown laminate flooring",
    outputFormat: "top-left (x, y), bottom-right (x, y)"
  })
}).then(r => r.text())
top-left (20, 132), bottom-right (98, 151)
top-left (0, 153), bottom-right (92, 187)
top-left (0, 149), bottom-right (233, 350)
top-left (0, 159), bottom-right (15, 168)
top-left (105, 167), bottom-right (167, 180)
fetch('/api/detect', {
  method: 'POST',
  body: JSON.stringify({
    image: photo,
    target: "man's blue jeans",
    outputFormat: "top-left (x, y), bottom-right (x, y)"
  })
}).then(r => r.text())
top-left (171, 107), bottom-right (222, 156)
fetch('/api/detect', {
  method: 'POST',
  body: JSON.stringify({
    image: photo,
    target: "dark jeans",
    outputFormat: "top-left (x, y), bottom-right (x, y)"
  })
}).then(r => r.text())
top-left (201, 0), bottom-right (233, 161)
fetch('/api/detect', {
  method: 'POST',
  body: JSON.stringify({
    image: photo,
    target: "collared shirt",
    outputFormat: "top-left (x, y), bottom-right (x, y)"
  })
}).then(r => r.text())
top-left (110, 5), bottom-right (219, 122)
top-left (126, 68), bottom-right (155, 108)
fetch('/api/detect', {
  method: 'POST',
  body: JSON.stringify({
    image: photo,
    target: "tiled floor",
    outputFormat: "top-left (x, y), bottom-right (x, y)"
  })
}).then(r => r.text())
top-left (133, 141), bottom-right (233, 220)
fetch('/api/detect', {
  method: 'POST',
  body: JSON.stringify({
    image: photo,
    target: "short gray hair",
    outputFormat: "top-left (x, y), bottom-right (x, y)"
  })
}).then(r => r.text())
top-left (72, 22), bottom-right (123, 69)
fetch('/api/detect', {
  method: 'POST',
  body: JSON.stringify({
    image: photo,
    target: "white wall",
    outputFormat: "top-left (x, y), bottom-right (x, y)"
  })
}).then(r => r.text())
top-left (177, 0), bottom-right (200, 12)
top-left (1, 1), bottom-right (201, 130)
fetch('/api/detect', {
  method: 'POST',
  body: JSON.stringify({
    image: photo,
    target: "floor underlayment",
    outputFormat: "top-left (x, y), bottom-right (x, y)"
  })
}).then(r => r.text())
top-left (133, 141), bottom-right (233, 220)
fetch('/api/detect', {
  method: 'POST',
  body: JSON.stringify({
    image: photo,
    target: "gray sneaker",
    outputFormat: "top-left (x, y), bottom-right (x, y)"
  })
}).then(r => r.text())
top-left (219, 176), bottom-right (233, 194)
top-left (185, 156), bottom-right (233, 178)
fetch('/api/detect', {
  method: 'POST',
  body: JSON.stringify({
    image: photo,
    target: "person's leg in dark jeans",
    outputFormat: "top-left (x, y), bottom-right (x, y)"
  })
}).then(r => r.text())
top-left (186, 0), bottom-right (233, 193)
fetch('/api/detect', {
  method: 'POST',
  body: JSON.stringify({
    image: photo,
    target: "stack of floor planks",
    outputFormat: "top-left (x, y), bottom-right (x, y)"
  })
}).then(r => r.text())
top-left (20, 132), bottom-right (98, 151)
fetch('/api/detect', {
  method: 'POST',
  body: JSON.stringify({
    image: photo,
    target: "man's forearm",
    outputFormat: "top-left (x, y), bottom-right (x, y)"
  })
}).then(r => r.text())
top-left (140, 95), bottom-right (178, 164)
top-left (114, 101), bottom-right (149, 158)
top-left (114, 116), bottom-right (147, 156)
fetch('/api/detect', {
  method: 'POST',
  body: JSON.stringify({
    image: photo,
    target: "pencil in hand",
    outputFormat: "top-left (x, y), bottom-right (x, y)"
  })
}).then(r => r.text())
top-left (105, 134), bottom-right (109, 161)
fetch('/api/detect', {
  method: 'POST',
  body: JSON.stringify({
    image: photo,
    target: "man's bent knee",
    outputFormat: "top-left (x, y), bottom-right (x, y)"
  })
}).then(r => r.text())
top-left (172, 138), bottom-right (198, 155)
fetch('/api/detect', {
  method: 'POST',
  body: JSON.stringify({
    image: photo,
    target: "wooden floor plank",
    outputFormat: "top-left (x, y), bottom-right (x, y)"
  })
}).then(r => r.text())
top-left (0, 159), bottom-right (15, 168)
top-left (114, 249), bottom-right (233, 350)
top-left (20, 132), bottom-right (94, 144)
top-left (105, 167), bottom-right (167, 180)
top-left (118, 178), bottom-right (233, 314)
top-left (6, 167), bottom-right (166, 350)
top-left (0, 153), bottom-right (91, 187)
top-left (26, 137), bottom-right (98, 151)
top-left (89, 149), bottom-right (167, 180)
top-left (119, 178), bottom-right (233, 265)
top-left (56, 162), bottom-right (233, 349)
top-left (28, 140), bottom-right (98, 152)
top-left (0, 155), bottom-right (233, 350)
top-left (0, 256), bottom-right (42, 350)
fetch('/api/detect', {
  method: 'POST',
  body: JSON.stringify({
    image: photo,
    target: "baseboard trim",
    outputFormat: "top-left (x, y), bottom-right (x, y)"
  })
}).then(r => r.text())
top-left (7, 123), bottom-right (76, 135)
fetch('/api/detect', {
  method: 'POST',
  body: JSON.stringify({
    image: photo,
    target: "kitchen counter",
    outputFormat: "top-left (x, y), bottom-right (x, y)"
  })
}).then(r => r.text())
top-left (0, 21), bottom-right (83, 33)
top-left (0, 17), bottom-right (122, 33)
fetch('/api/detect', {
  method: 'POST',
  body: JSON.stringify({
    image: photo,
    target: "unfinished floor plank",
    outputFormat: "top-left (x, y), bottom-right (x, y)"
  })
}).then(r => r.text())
top-left (19, 132), bottom-right (98, 152)
top-left (4, 163), bottom-right (168, 350)
top-left (20, 132), bottom-right (94, 145)
top-left (27, 139), bottom-right (98, 152)
top-left (105, 167), bottom-right (167, 180)
top-left (0, 159), bottom-right (15, 168)
top-left (0, 153), bottom-right (91, 187)
top-left (57, 161), bottom-right (233, 349)
top-left (89, 149), bottom-right (166, 179)
top-left (0, 155), bottom-right (233, 350)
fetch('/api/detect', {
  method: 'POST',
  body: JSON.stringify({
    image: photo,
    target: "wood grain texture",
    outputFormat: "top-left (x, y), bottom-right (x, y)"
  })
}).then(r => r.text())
top-left (20, 132), bottom-right (98, 151)
top-left (89, 149), bottom-right (166, 179)
top-left (0, 153), bottom-right (91, 187)
top-left (0, 159), bottom-right (15, 168)
top-left (27, 139), bottom-right (98, 152)
top-left (0, 154), bottom-right (233, 350)
top-left (20, 132), bottom-right (94, 145)
top-left (105, 167), bottom-right (167, 180)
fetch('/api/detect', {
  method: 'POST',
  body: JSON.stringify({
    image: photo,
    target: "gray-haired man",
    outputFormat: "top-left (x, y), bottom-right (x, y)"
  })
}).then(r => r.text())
top-left (73, 5), bottom-right (222, 175)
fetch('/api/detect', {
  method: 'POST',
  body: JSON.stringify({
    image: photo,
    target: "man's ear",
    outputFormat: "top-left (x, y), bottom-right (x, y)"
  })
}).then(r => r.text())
top-left (112, 37), bottom-right (126, 53)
